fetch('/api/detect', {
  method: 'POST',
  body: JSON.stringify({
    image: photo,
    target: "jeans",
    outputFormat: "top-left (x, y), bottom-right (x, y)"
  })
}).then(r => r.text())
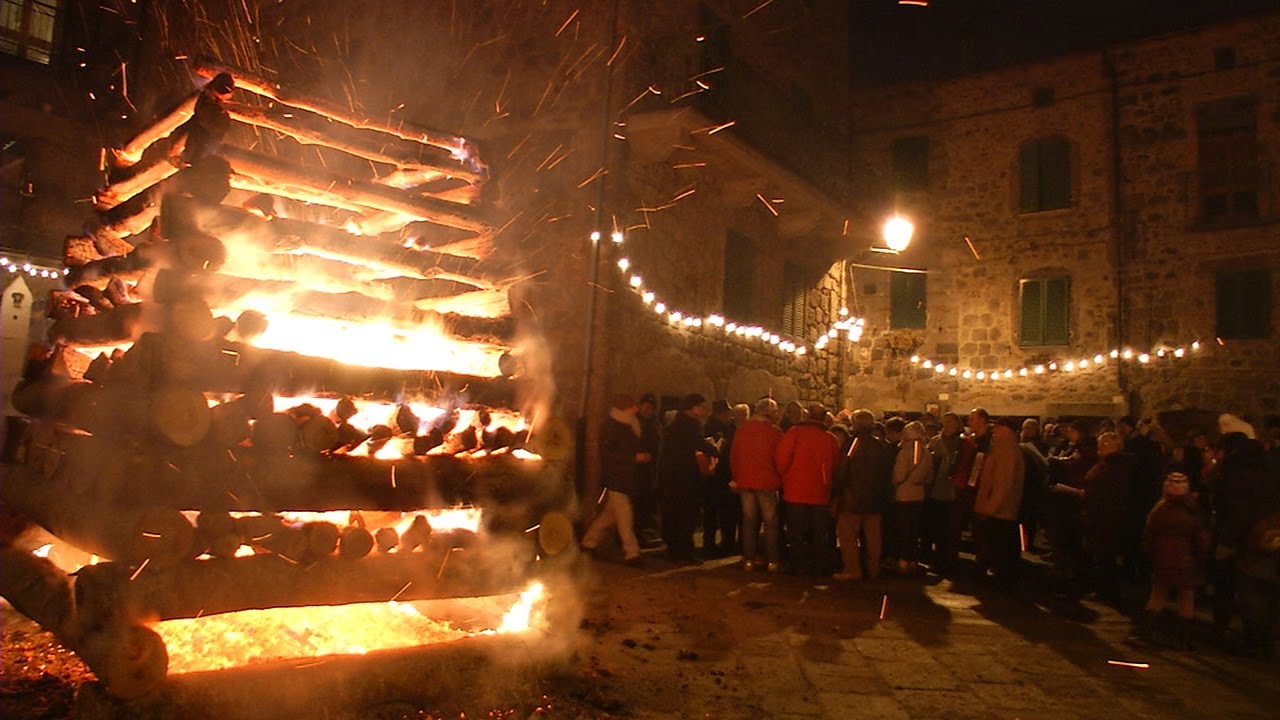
top-left (740, 489), bottom-right (780, 565)
top-left (836, 512), bottom-right (882, 579)
top-left (787, 502), bottom-right (832, 575)
top-left (582, 490), bottom-right (640, 559)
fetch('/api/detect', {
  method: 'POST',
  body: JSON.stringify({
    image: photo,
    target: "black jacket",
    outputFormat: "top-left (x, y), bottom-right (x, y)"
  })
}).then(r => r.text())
top-left (833, 430), bottom-right (893, 514)
top-left (600, 416), bottom-right (641, 496)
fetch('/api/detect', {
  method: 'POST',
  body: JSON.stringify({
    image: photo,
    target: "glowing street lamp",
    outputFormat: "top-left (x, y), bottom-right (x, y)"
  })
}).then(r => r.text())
top-left (883, 216), bottom-right (914, 253)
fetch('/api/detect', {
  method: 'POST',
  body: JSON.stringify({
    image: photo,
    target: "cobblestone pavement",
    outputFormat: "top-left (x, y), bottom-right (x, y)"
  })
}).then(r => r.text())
top-left (576, 554), bottom-right (1278, 720)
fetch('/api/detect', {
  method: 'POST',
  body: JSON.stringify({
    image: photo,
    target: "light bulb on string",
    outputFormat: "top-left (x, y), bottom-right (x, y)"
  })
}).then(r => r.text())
top-left (935, 363), bottom-right (945, 373)
top-left (1174, 347), bottom-right (1184, 358)
top-left (654, 302), bottom-right (666, 314)
top-left (642, 291), bottom-right (655, 304)
top-left (610, 231), bottom-right (624, 244)
top-left (617, 257), bottom-right (630, 271)
top-left (1094, 354), bottom-right (1105, 364)
top-left (630, 275), bottom-right (643, 288)
top-left (1019, 368), bottom-right (1028, 377)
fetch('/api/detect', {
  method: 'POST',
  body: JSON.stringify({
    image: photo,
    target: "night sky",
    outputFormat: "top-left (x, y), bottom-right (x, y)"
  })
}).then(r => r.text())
top-left (850, 0), bottom-right (1280, 85)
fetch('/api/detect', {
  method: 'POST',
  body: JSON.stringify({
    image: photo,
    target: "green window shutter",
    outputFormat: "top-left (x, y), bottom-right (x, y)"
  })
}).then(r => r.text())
top-left (891, 136), bottom-right (929, 192)
top-left (1019, 143), bottom-right (1040, 213)
top-left (1044, 276), bottom-right (1071, 345)
top-left (1217, 269), bottom-right (1271, 339)
top-left (1019, 279), bottom-right (1044, 346)
top-left (723, 231), bottom-right (755, 322)
top-left (781, 262), bottom-right (806, 337)
top-left (1040, 138), bottom-right (1071, 210)
top-left (890, 273), bottom-right (927, 329)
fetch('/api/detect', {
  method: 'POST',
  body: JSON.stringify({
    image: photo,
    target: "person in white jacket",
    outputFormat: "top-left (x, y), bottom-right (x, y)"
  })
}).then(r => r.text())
top-left (891, 421), bottom-right (932, 574)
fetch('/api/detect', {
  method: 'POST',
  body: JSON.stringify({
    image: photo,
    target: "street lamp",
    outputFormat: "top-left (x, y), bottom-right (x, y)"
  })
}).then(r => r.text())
top-left (883, 216), bottom-right (913, 253)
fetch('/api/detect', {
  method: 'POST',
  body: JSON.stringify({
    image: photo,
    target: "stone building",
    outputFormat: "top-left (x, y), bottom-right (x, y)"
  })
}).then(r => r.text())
top-left (840, 11), bottom-right (1280, 426)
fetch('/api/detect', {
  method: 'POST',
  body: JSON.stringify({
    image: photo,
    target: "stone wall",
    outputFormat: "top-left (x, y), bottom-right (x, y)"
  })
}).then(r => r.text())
top-left (843, 12), bottom-right (1280, 423)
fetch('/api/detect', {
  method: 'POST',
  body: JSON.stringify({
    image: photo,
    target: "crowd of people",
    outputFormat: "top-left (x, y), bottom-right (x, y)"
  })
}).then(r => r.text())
top-left (581, 393), bottom-right (1280, 659)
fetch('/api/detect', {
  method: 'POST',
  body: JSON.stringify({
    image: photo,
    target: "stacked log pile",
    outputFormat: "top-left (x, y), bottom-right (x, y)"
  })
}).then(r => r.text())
top-left (1, 66), bottom-right (574, 701)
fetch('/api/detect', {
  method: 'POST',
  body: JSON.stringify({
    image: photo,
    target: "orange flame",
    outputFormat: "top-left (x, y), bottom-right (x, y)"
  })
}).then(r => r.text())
top-left (151, 582), bottom-right (547, 675)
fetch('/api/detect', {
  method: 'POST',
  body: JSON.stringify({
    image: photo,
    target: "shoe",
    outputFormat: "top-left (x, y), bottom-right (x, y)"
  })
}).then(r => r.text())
top-left (832, 572), bottom-right (859, 582)
top-left (624, 556), bottom-right (645, 568)
top-left (742, 561), bottom-right (756, 572)
top-left (766, 562), bottom-right (783, 573)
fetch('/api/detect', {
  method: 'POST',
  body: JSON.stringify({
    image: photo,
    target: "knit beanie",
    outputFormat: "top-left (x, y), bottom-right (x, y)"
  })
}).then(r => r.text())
top-left (1163, 471), bottom-right (1190, 498)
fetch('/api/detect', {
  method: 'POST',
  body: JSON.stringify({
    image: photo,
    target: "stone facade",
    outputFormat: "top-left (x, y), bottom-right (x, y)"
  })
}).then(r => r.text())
top-left (841, 12), bottom-right (1280, 423)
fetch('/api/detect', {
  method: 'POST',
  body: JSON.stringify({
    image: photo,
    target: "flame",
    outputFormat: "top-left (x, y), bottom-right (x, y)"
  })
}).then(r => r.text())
top-left (218, 308), bottom-right (508, 376)
top-left (494, 582), bottom-right (545, 634)
top-left (151, 582), bottom-right (547, 675)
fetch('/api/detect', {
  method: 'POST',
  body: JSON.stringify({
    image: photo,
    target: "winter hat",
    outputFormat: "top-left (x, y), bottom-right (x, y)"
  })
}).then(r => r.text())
top-left (638, 393), bottom-right (657, 407)
top-left (611, 393), bottom-right (636, 411)
top-left (1218, 413), bottom-right (1256, 439)
top-left (1163, 471), bottom-right (1191, 497)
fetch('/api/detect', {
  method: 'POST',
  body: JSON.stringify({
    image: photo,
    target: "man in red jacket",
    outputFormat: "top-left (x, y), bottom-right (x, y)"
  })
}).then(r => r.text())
top-left (731, 397), bottom-right (784, 571)
top-left (776, 404), bottom-right (840, 575)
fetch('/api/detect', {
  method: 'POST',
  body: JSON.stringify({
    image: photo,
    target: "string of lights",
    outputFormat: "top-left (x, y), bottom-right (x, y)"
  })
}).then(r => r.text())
top-left (603, 230), bottom-right (811, 356)
top-left (604, 231), bottom-right (1211, 380)
top-left (907, 341), bottom-right (1207, 382)
top-left (1, 256), bottom-right (69, 279)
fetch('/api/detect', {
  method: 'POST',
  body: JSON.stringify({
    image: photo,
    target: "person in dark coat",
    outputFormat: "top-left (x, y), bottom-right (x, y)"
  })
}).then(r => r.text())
top-left (1082, 432), bottom-right (1131, 601)
top-left (1207, 432), bottom-right (1278, 647)
top-left (1135, 472), bottom-right (1211, 647)
top-left (832, 409), bottom-right (893, 580)
top-left (1046, 422), bottom-right (1098, 583)
top-left (660, 393), bottom-right (713, 562)
top-left (581, 394), bottom-right (650, 562)
top-left (633, 393), bottom-right (662, 547)
top-left (1118, 416), bottom-right (1163, 577)
top-left (701, 399), bottom-right (738, 555)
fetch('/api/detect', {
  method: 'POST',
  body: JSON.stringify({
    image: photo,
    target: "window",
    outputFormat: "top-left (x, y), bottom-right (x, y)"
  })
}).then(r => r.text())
top-left (1198, 97), bottom-right (1258, 223)
top-left (1, 0), bottom-right (58, 65)
top-left (1019, 276), bottom-right (1070, 346)
top-left (781, 262), bottom-right (807, 337)
top-left (1216, 269), bottom-right (1271, 339)
top-left (723, 230), bottom-right (754, 322)
top-left (890, 272), bottom-right (926, 329)
top-left (891, 136), bottom-right (929, 192)
top-left (1018, 137), bottom-right (1071, 213)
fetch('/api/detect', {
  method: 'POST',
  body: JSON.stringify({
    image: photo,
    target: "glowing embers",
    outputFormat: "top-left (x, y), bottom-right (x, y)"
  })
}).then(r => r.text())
top-left (154, 582), bottom-right (546, 675)
top-left (214, 306), bottom-right (508, 377)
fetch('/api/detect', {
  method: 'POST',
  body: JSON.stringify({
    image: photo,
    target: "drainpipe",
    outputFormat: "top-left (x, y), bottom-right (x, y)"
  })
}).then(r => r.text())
top-left (1104, 50), bottom-right (1130, 409)
top-left (576, 0), bottom-right (621, 504)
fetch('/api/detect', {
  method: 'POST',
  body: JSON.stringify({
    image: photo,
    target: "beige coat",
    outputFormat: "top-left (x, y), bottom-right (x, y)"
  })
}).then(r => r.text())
top-left (974, 425), bottom-right (1025, 521)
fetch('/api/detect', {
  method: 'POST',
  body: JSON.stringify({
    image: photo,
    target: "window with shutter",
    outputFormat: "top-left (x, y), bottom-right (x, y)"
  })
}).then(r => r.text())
top-left (1215, 269), bottom-right (1271, 339)
top-left (1018, 137), bottom-right (1071, 213)
top-left (1019, 276), bottom-right (1070, 346)
top-left (0, 0), bottom-right (58, 64)
top-left (1197, 98), bottom-right (1259, 224)
top-left (780, 262), bottom-right (807, 337)
top-left (723, 231), bottom-right (755, 322)
top-left (891, 136), bottom-right (929, 192)
top-left (890, 273), bottom-right (926, 329)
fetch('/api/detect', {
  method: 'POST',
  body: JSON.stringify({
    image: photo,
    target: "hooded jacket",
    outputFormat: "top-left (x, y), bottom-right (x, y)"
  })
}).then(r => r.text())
top-left (892, 421), bottom-right (932, 503)
top-left (775, 420), bottom-right (840, 505)
top-left (974, 425), bottom-right (1025, 520)
top-left (730, 415), bottom-right (784, 491)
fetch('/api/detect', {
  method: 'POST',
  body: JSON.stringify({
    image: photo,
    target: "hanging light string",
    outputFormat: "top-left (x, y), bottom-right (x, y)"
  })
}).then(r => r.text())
top-left (907, 341), bottom-right (1207, 382)
top-left (1, 256), bottom-right (69, 279)
top-left (607, 231), bottom-right (810, 356)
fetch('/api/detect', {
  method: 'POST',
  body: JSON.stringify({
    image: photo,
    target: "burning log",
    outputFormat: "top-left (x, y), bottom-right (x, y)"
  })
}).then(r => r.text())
top-left (73, 549), bottom-right (534, 623)
top-left (194, 61), bottom-right (477, 161)
top-left (2, 463), bottom-right (196, 567)
top-left (48, 303), bottom-right (148, 346)
top-left (114, 95), bottom-right (199, 167)
top-left (63, 240), bottom-right (171, 289)
top-left (225, 104), bottom-right (480, 190)
top-left (94, 157), bottom-right (181, 210)
top-left (0, 548), bottom-right (169, 700)
top-left (219, 146), bottom-right (490, 233)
